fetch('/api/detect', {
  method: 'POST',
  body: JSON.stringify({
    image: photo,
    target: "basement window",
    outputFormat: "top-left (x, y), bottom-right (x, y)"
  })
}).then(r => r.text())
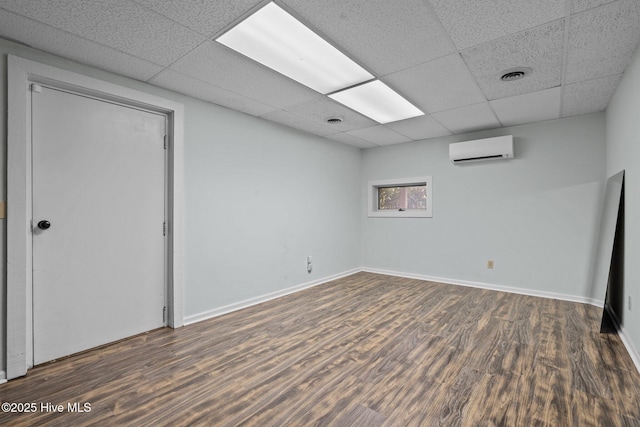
top-left (368, 177), bottom-right (433, 218)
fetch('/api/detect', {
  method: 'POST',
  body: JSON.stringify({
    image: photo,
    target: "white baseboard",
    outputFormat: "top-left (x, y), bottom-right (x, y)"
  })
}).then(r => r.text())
top-left (0, 370), bottom-right (6, 385)
top-left (362, 267), bottom-right (604, 307)
top-left (617, 325), bottom-right (640, 374)
top-left (605, 306), bottom-right (640, 374)
top-left (184, 268), bottom-right (361, 325)
top-left (186, 267), bottom-right (604, 326)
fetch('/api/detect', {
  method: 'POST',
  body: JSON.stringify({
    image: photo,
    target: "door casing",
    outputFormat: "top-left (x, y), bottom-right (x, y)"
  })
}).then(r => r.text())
top-left (6, 55), bottom-right (185, 380)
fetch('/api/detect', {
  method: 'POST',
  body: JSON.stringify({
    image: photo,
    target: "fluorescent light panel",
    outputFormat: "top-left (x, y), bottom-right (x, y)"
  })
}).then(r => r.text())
top-left (216, 2), bottom-right (373, 94)
top-left (329, 80), bottom-right (424, 124)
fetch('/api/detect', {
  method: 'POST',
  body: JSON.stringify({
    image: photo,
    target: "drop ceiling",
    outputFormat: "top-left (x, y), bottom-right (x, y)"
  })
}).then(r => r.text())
top-left (0, 0), bottom-right (638, 148)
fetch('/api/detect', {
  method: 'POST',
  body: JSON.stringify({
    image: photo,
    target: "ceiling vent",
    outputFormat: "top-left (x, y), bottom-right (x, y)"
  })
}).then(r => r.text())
top-left (500, 67), bottom-right (532, 82)
top-left (449, 135), bottom-right (514, 164)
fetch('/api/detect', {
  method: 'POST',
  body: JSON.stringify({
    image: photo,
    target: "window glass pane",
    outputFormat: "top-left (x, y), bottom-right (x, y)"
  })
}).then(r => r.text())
top-left (407, 185), bottom-right (427, 209)
top-left (378, 185), bottom-right (426, 210)
top-left (378, 187), bottom-right (400, 210)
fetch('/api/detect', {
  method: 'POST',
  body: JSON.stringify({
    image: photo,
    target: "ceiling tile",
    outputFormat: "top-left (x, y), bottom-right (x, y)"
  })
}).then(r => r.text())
top-left (428, 0), bottom-right (565, 50)
top-left (0, 10), bottom-right (163, 81)
top-left (170, 41), bottom-right (320, 109)
top-left (490, 87), bottom-right (561, 126)
top-left (572, 0), bottom-right (617, 14)
top-left (432, 103), bottom-right (501, 134)
top-left (260, 110), bottom-right (335, 137)
top-left (132, 0), bottom-right (260, 37)
top-left (385, 115), bottom-right (453, 141)
top-left (346, 126), bottom-right (412, 146)
top-left (325, 132), bottom-right (378, 148)
top-left (462, 20), bottom-right (564, 100)
top-left (284, 97), bottom-right (377, 132)
top-left (385, 54), bottom-right (486, 114)
top-left (281, 0), bottom-right (456, 76)
top-left (149, 69), bottom-right (277, 116)
top-left (562, 74), bottom-right (622, 117)
top-left (566, 0), bottom-right (640, 83)
top-left (0, 0), bottom-right (206, 66)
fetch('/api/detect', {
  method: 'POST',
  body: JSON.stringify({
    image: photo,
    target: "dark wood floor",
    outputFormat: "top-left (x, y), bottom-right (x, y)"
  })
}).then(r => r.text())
top-left (1, 272), bottom-right (639, 426)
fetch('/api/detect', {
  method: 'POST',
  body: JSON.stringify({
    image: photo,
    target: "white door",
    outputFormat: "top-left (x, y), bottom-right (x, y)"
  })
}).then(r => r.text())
top-left (31, 85), bottom-right (167, 365)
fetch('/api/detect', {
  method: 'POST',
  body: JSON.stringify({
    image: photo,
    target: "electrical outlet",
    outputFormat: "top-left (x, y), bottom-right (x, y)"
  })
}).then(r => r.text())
top-left (307, 256), bottom-right (312, 273)
top-left (487, 260), bottom-right (494, 269)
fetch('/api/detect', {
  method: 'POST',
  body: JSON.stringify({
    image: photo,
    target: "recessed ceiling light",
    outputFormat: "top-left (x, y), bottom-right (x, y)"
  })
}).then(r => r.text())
top-left (326, 117), bottom-right (344, 124)
top-left (216, 2), bottom-right (373, 94)
top-left (329, 80), bottom-right (424, 124)
top-left (500, 67), bottom-right (532, 82)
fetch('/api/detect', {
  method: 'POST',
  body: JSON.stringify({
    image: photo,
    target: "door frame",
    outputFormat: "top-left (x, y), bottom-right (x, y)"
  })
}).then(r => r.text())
top-left (6, 55), bottom-right (185, 380)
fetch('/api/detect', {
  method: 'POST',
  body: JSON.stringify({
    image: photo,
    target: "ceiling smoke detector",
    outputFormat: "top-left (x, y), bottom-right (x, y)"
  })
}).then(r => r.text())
top-left (500, 67), bottom-right (532, 82)
top-left (326, 116), bottom-right (344, 124)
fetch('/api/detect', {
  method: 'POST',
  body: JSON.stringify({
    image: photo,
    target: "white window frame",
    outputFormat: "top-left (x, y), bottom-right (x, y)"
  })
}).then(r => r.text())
top-left (368, 176), bottom-right (433, 218)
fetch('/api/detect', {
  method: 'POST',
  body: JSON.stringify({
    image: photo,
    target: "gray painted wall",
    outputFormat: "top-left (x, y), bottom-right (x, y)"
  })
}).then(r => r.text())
top-left (606, 44), bottom-right (640, 359)
top-left (0, 38), bottom-right (362, 374)
top-left (183, 98), bottom-right (361, 316)
top-left (361, 114), bottom-right (606, 300)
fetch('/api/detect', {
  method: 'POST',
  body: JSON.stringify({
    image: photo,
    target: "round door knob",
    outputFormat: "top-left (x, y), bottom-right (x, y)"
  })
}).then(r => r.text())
top-left (37, 220), bottom-right (51, 230)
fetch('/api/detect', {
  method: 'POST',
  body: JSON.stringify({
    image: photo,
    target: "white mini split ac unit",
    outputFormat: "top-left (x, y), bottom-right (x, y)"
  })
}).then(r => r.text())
top-left (449, 135), bottom-right (514, 164)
